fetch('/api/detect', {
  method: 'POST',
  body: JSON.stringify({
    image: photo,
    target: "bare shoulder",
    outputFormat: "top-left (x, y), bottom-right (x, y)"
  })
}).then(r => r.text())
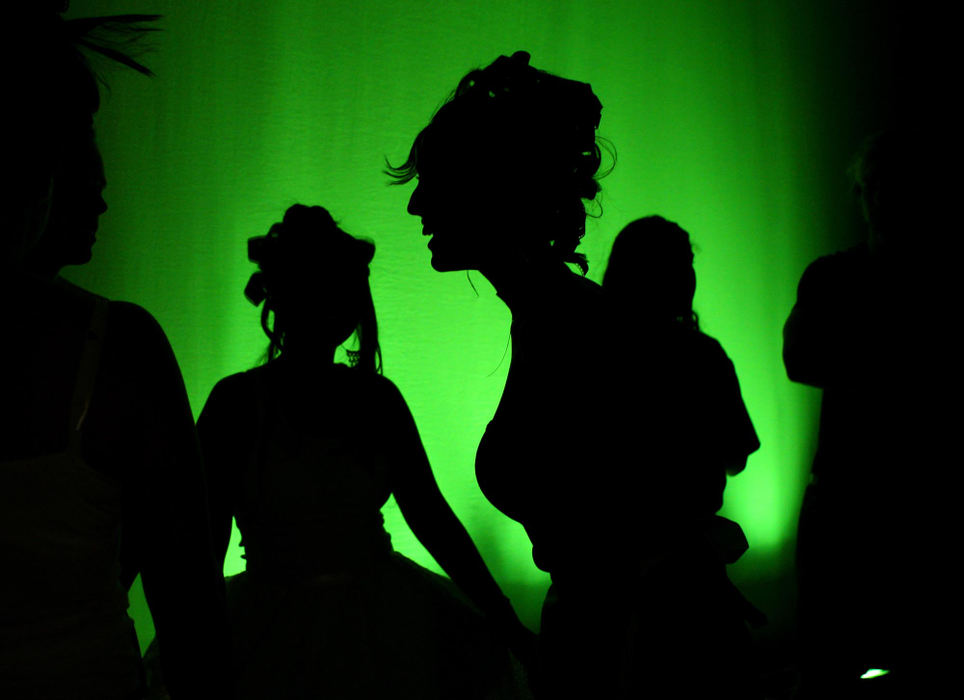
top-left (365, 371), bottom-right (402, 394)
top-left (365, 372), bottom-right (409, 409)
top-left (202, 370), bottom-right (260, 417)
top-left (94, 301), bottom-right (190, 406)
top-left (209, 369), bottom-right (259, 397)
top-left (339, 370), bottom-right (413, 427)
top-left (106, 301), bottom-right (170, 349)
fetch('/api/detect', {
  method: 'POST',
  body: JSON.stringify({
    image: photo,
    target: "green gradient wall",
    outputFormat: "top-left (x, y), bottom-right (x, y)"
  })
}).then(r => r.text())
top-left (64, 0), bottom-right (897, 649)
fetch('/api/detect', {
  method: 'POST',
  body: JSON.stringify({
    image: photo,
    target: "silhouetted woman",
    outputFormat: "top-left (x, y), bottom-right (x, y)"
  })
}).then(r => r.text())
top-left (604, 216), bottom-right (760, 508)
top-left (603, 216), bottom-right (763, 695)
top-left (391, 51), bottom-right (626, 697)
top-left (197, 204), bottom-right (532, 699)
top-left (0, 5), bottom-right (228, 699)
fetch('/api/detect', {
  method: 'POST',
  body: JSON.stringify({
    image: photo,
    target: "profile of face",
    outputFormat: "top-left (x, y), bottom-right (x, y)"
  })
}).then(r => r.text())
top-left (406, 140), bottom-right (506, 273)
top-left (401, 52), bottom-right (602, 277)
top-left (28, 130), bottom-right (107, 274)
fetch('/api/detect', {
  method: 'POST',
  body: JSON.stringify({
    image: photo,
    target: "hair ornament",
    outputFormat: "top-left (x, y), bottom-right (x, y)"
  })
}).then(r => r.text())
top-left (463, 50), bottom-right (602, 135)
top-left (244, 270), bottom-right (267, 306)
top-left (243, 226), bottom-right (281, 306)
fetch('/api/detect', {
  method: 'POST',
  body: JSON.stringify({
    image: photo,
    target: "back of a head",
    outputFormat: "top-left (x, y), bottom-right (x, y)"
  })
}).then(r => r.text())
top-left (246, 204), bottom-right (374, 303)
top-left (604, 215), bottom-right (697, 327)
top-left (246, 204), bottom-right (380, 372)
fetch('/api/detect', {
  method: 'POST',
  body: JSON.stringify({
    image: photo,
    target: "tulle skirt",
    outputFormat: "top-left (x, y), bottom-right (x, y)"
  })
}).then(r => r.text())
top-left (231, 553), bottom-right (530, 699)
top-left (146, 552), bottom-right (531, 699)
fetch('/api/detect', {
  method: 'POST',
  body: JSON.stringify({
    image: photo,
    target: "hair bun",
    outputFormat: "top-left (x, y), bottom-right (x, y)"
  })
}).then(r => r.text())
top-left (244, 204), bottom-right (374, 307)
top-left (509, 50), bottom-right (530, 66)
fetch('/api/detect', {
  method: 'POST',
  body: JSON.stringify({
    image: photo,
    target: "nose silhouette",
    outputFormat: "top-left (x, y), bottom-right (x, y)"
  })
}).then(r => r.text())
top-left (407, 183), bottom-right (421, 217)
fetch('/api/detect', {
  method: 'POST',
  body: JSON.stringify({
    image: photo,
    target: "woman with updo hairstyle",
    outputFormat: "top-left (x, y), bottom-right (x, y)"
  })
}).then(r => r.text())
top-left (245, 204), bottom-right (381, 372)
top-left (392, 51), bottom-right (604, 278)
top-left (1, 4), bottom-right (229, 699)
top-left (392, 51), bottom-right (649, 697)
top-left (196, 204), bottom-right (533, 699)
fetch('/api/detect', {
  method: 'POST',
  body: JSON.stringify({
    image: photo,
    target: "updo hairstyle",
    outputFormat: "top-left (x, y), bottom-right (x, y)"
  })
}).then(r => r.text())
top-left (388, 51), bottom-right (609, 274)
top-left (245, 204), bottom-right (381, 373)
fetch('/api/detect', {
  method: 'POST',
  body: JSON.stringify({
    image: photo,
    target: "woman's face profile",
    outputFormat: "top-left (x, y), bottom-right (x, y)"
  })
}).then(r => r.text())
top-left (32, 131), bottom-right (107, 271)
top-left (406, 141), bottom-right (499, 273)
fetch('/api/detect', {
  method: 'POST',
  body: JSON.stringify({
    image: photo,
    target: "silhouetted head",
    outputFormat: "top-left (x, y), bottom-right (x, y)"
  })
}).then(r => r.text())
top-left (389, 51), bottom-right (606, 275)
top-left (245, 204), bottom-right (381, 373)
top-left (849, 129), bottom-right (928, 256)
top-left (3, 3), bottom-right (157, 277)
top-left (603, 216), bottom-right (699, 330)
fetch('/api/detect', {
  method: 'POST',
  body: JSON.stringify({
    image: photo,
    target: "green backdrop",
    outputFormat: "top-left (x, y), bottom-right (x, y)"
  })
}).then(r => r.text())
top-left (63, 0), bottom-right (898, 652)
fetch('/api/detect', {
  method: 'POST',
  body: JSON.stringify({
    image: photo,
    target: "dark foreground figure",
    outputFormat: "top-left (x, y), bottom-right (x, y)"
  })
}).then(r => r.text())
top-left (785, 130), bottom-right (952, 697)
top-left (0, 5), bottom-right (228, 699)
top-left (394, 51), bottom-right (761, 698)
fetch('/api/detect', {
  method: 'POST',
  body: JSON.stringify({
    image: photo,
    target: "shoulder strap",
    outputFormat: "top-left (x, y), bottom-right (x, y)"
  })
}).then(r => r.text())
top-left (68, 297), bottom-right (110, 453)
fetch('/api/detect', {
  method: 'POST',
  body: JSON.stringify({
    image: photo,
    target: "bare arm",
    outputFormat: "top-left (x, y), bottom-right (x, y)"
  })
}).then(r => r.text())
top-left (196, 374), bottom-right (253, 569)
top-left (381, 380), bottom-right (532, 649)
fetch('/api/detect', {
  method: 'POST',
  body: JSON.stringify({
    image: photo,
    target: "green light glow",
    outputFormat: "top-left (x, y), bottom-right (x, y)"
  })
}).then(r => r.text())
top-left (860, 668), bottom-right (891, 680)
top-left (64, 0), bottom-right (889, 649)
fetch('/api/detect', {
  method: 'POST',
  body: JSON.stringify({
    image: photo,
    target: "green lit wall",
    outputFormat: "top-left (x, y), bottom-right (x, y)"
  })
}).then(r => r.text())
top-left (64, 0), bottom-right (899, 649)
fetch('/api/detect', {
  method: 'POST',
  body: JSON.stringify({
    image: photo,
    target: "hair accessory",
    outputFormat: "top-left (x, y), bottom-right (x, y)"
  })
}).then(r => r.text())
top-left (467, 50), bottom-right (602, 136)
top-left (244, 271), bottom-right (267, 306)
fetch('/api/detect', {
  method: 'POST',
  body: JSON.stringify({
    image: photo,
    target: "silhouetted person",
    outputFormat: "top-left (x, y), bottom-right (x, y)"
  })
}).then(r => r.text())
top-left (784, 130), bottom-right (947, 697)
top-left (394, 50), bottom-right (728, 698)
top-left (602, 216), bottom-right (763, 698)
top-left (604, 216), bottom-right (760, 512)
top-left (0, 4), bottom-right (229, 699)
top-left (195, 204), bottom-right (533, 699)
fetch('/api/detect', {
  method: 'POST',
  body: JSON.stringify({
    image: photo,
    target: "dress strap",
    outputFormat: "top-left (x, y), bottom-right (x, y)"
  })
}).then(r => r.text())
top-left (67, 297), bottom-right (110, 453)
